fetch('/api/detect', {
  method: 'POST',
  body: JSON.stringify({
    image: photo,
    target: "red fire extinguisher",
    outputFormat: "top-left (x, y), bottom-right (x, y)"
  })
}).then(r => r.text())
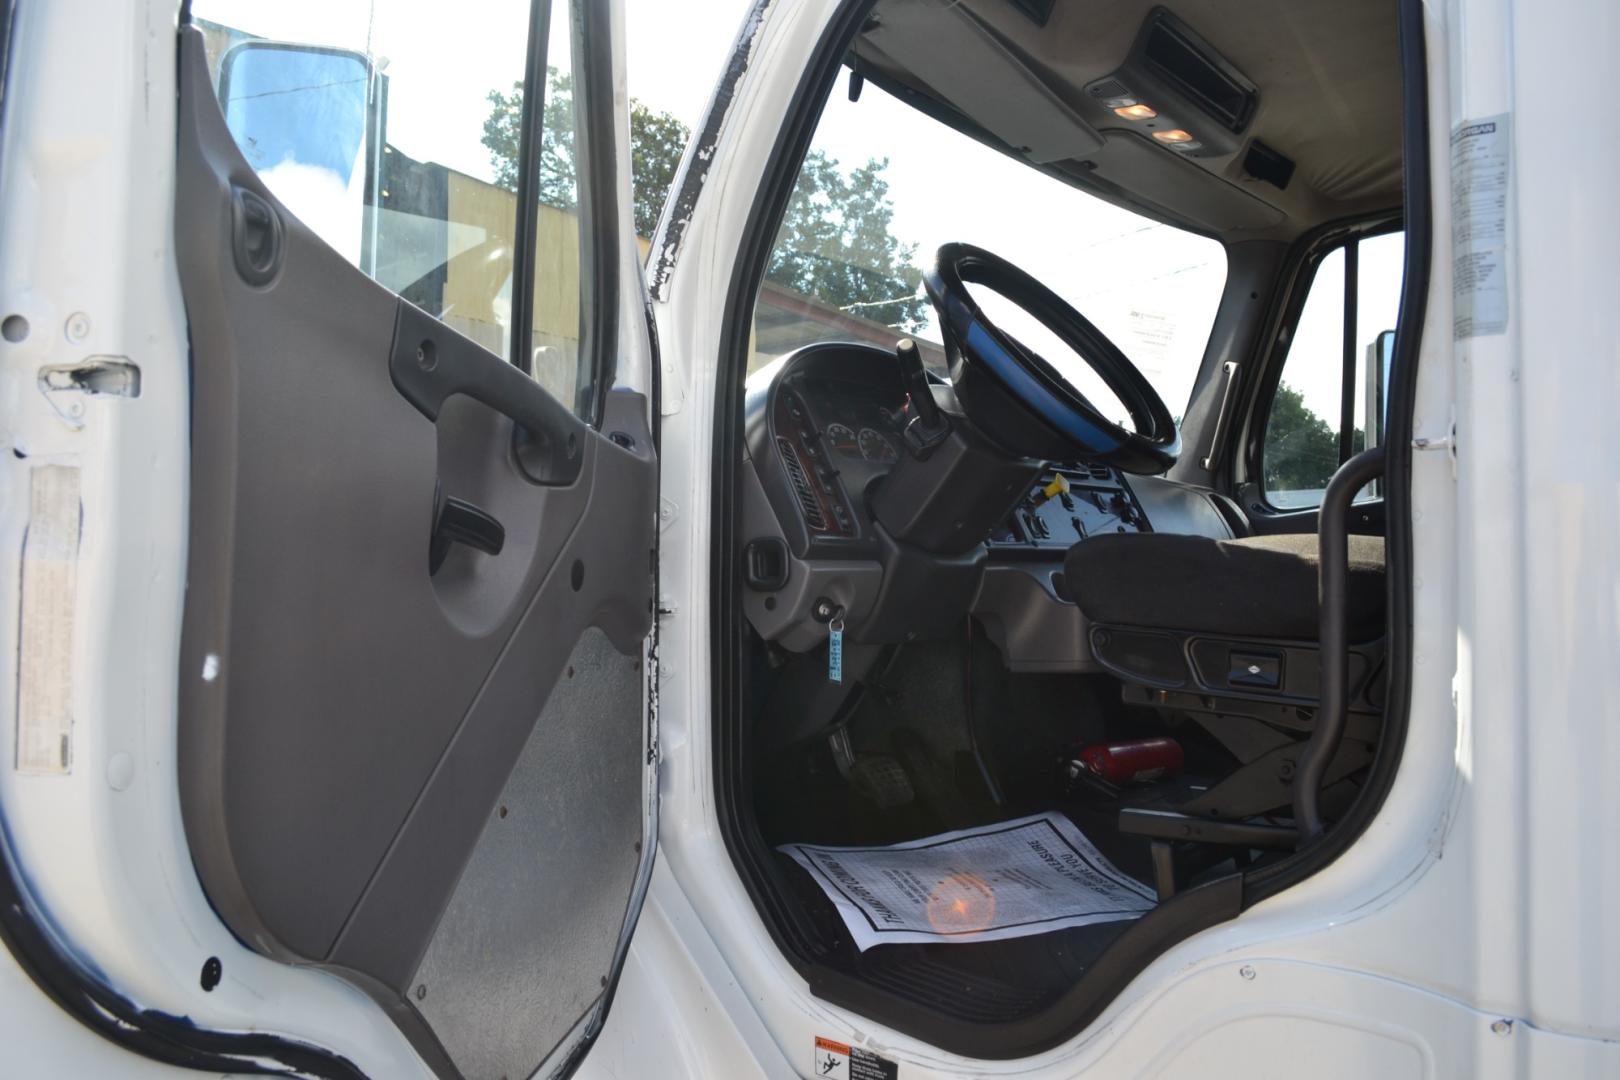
top-left (1075, 737), bottom-right (1185, 785)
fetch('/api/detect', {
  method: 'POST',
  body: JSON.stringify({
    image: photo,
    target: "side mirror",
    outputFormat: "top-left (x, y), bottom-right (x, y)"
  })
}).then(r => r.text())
top-left (1359, 329), bottom-right (1395, 500)
top-left (1362, 329), bottom-right (1395, 451)
top-left (218, 42), bottom-right (375, 267)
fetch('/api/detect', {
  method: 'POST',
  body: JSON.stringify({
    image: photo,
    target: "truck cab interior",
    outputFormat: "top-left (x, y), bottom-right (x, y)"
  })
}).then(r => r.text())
top-left (717, 0), bottom-right (1419, 1056)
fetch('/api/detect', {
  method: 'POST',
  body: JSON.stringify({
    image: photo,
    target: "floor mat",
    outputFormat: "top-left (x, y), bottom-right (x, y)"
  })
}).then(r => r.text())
top-left (779, 812), bottom-right (1155, 951)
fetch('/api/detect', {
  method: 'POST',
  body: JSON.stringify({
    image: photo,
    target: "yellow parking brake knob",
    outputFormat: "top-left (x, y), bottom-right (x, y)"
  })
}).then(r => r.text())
top-left (1041, 474), bottom-right (1070, 502)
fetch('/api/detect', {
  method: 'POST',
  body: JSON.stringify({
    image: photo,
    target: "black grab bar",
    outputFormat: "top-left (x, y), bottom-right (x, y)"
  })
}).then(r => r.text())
top-left (1294, 446), bottom-right (1387, 846)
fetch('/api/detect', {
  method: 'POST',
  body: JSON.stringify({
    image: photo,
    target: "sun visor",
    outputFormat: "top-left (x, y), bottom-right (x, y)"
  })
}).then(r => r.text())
top-left (861, 3), bottom-right (1103, 164)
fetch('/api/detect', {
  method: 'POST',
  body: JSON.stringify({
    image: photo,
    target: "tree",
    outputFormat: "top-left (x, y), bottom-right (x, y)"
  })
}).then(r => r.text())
top-left (627, 99), bottom-right (690, 241)
top-left (483, 70), bottom-right (687, 238)
top-left (481, 80), bottom-right (523, 192)
top-left (483, 74), bottom-right (927, 334)
top-left (765, 151), bottom-right (930, 333)
top-left (1263, 382), bottom-right (1367, 494)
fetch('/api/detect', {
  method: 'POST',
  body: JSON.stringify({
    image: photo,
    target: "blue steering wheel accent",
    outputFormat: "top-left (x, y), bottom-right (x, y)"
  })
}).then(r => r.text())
top-left (963, 319), bottom-right (1124, 455)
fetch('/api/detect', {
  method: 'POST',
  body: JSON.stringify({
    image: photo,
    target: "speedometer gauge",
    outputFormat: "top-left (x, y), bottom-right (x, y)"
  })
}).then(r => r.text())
top-left (858, 427), bottom-right (899, 464)
top-left (825, 423), bottom-right (857, 453)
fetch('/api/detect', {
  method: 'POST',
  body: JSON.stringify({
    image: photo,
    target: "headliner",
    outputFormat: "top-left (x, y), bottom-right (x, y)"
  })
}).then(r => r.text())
top-left (855, 0), bottom-right (1403, 242)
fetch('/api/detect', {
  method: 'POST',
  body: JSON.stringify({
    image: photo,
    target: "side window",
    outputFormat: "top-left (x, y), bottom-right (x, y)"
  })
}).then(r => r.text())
top-left (192, 1), bottom-right (596, 419)
top-left (1262, 231), bottom-right (1405, 508)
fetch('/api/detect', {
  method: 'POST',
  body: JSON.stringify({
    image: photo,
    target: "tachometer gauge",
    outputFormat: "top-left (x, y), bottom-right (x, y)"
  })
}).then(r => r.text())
top-left (824, 423), bottom-right (858, 453)
top-left (858, 427), bottom-right (899, 464)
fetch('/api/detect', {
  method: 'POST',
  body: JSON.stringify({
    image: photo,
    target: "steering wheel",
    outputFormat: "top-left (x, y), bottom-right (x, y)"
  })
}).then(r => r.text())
top-left (923, 243), bottom-right (1180, 474)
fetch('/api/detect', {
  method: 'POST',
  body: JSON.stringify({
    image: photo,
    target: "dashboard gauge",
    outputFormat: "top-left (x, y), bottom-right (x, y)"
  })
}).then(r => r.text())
top-left (824, 423), bottom-right (858, 453)
top-left (858, 427), bottom-right (899, 464)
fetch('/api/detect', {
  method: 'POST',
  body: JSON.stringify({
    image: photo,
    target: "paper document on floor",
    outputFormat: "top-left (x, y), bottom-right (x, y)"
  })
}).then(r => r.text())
top-left (780, 812), bottom-right (1155, 951)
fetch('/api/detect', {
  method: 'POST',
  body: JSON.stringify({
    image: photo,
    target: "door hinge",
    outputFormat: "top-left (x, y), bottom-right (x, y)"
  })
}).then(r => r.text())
top-left (37, 357), bottom-right (141, 429)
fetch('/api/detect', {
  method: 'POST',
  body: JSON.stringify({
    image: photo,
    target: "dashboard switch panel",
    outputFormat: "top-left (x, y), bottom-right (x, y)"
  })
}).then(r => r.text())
top-left (988, 466), bottom-right (1151, 554)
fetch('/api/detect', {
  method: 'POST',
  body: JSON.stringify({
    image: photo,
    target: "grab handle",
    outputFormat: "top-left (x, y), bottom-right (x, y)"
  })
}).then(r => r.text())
top-left (1294, 447), bottom-right (1386, 846)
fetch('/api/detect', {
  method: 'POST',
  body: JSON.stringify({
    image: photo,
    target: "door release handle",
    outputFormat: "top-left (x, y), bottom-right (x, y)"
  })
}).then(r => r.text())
top-left (429, 483), bottom-right (506, 575)
top-left (230, 186), bottom-right (284, 285)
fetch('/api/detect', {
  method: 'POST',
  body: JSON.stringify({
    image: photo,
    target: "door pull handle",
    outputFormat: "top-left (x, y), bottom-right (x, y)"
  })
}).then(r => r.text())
top-left (429, 487), bottom-right (506, 574)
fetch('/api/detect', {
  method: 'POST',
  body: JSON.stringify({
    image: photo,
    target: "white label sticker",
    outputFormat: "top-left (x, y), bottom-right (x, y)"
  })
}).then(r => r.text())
top-left (1451, 114), bottom-right (1511, 339)
top-left (16, 464), bottom-right (80, 774)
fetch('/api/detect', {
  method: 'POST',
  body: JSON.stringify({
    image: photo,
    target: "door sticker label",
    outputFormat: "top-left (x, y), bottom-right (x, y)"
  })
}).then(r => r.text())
top-left (16, 464), bottom-right (81, 774)
top-left (813, 1036), bottom-right (898, 1080)
top-left (1451, 114), bottom-right (1510, 340)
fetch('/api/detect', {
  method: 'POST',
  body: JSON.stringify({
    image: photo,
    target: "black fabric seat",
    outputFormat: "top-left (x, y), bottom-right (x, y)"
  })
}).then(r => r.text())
top-left (1065, 532), bottom-right (1386, 642)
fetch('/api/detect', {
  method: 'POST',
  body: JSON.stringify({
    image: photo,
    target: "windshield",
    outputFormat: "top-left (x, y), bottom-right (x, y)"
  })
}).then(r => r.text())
top-left (752, 75), bottom-right (1227, 425)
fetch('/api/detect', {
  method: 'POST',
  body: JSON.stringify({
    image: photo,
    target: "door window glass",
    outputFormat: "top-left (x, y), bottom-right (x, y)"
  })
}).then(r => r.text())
top-left (193, 0), bottom-right (595, 418)
top-left (1262, 230), bottom-right (1405, 508)
top-left (483, 14), bottom-right (591, 412)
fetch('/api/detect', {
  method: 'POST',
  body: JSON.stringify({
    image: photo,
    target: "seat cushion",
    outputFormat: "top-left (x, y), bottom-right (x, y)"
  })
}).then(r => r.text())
top-left (1064, 531), bottom-right (1386, 641)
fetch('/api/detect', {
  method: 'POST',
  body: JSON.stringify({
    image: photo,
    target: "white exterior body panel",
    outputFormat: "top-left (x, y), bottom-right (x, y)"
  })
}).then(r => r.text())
top-left (0, 0), bottom-right (1615, 1076)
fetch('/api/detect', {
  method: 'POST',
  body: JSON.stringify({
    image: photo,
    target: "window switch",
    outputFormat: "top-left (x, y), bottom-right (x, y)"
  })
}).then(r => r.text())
top-left (1228, 651), bottom-right (1282, 689)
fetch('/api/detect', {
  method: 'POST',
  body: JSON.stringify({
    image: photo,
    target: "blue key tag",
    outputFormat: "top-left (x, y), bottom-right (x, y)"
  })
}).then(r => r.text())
top-left (828, 614), bottom-right (845, 684)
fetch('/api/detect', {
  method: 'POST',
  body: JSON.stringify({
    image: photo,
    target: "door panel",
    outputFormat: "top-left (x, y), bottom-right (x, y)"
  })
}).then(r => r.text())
top-left (172, 18), bottom-right (655, 1072)
top-left (410, 626), bottom-right (643, 1079)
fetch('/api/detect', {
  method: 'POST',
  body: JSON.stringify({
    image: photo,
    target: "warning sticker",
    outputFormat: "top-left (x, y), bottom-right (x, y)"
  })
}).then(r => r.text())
top-left (1450, 114), bottom-right (1511, 339)
top-left (781, 812), bottom-right (1154, 952)
top-left (16, 464), bottom-right (81, 774)
top-left (813, 1035), bottom-right (899, 1080)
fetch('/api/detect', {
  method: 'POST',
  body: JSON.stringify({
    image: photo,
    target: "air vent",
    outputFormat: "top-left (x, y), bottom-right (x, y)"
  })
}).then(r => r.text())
top-left (1243, 139), bottom-right (1296, 191)
top-left (778, 437), bottom-right (827, 530)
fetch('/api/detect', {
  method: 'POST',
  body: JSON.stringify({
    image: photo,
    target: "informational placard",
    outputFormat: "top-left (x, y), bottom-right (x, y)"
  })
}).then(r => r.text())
top-left (16, 464), bottom-right (80, 774)
top-left (1451, 114), bottom-right (1511, 339)
top-left (781, 812), bottom-right (1154, 951)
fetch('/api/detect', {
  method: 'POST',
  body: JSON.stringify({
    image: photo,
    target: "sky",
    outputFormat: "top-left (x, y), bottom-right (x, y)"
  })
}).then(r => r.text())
top-left (194, 0), bottom-right (1401, 424)
top-left (624, 0), bottom-right (756, 133)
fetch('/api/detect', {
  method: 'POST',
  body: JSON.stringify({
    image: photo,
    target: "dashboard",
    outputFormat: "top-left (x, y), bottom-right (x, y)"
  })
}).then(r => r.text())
top-left (741, 342), bottom-right (1236, 671)
top-left (769, 375), bottom-right (901, 540)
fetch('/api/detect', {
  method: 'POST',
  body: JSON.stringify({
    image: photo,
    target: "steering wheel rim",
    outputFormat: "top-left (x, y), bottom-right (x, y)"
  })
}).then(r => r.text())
top-left (924, 242), bottom-right (1181, 474)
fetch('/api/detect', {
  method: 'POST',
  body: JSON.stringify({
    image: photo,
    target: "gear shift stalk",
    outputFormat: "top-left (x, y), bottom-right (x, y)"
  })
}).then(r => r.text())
top-left (896, 337), bottom-right (949, 453)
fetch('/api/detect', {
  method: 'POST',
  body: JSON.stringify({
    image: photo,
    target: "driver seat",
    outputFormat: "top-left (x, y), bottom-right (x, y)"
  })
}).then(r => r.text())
top-left (1065, 531), bottom-right (1387, 644)
top-left (1063, 529), bottom-right (1387, 893)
